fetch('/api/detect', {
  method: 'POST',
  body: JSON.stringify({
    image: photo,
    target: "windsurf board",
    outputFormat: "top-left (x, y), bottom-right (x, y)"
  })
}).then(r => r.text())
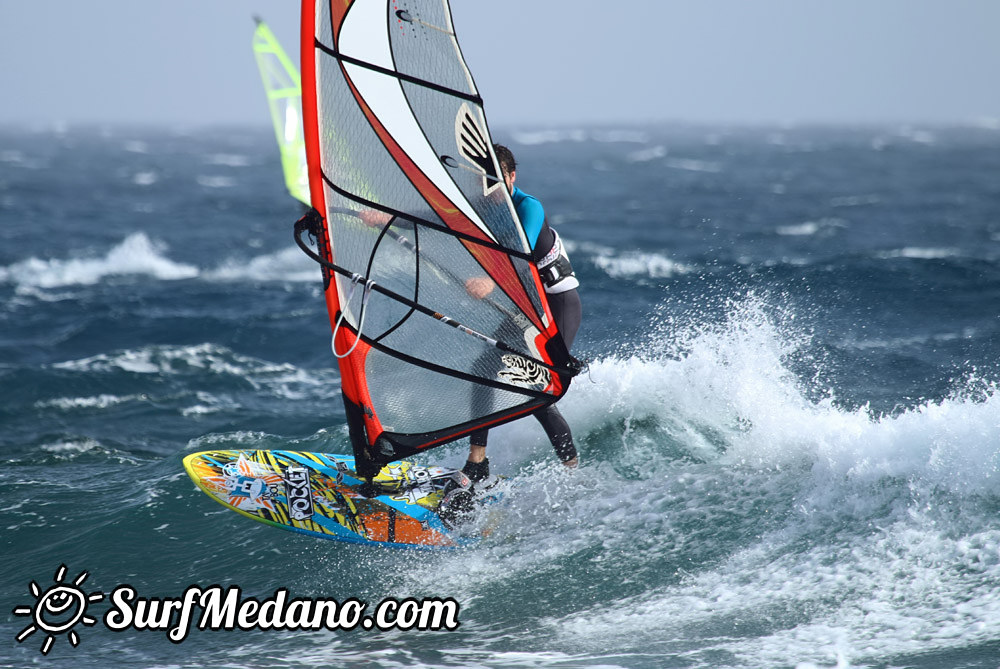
top-left (183, 450), bottom-right (488, 549)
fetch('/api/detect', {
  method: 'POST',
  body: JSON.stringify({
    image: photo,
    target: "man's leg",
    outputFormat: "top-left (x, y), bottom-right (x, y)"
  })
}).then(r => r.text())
top-left (463, 429), bottom-right (490, 482)
top-left (534, 404), bottom-right (578, 467)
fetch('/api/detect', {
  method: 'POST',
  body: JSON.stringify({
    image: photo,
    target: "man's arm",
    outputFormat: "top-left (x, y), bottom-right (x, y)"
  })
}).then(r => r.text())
top-left (518, 195), bottom-right (546, 251)
top-left (465, 276), bottom-right (495, 299)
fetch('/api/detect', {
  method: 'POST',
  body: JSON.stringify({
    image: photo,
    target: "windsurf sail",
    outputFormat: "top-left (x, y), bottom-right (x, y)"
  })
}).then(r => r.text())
top-left (253, 16), bottom-right (310, 206)
top-left (295, 0), bottom-right (579, 479)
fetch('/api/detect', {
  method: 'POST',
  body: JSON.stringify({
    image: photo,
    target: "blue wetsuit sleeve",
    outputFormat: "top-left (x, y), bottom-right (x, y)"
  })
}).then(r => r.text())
top-left (518, 196), bottom-right (546, 250)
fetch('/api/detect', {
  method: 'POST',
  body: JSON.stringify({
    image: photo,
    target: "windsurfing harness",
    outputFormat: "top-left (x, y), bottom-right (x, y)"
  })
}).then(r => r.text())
top-left (535, 227), bottom-right (578, 294)
top-left (295, 0), bottom-right (581, 479)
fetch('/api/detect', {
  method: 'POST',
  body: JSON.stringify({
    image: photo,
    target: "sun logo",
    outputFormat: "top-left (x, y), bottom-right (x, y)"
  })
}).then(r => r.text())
top-left (12, 564), bottom-right (104, 655)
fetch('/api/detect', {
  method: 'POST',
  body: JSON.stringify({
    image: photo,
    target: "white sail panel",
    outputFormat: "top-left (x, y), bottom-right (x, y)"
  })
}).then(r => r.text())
top-left (297, 0), bottom-right (576, 478)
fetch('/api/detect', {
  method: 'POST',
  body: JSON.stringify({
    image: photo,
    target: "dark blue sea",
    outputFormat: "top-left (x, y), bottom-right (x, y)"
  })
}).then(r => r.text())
top-left (3, 122), bottom-right (1000, 668)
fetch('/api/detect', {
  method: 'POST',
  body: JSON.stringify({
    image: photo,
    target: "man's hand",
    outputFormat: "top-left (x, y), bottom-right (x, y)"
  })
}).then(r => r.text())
top-left (465, 277), bottom-right (495, 299)
top-left (358, 209), bottom-right (392, 227)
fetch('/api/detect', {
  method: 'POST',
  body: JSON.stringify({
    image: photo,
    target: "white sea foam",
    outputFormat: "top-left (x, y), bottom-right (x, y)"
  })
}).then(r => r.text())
top-left (55, 342), bottom-right (268, 375)
top-left (123, 140), bottom-right (149, 154)
top-left (35, 394), bottom-right (144, 410)
top-left (776, 221), bottom-right (821, 236)
top-left (53, 343), bottom-right (341, 400)
top-left (196, 175), bottom-right (236, 188)
top-left (546, 518), bottom-right (1000, 666)
top-left (132, 170), bottom-right (158, 186)
top-left (871, 127), bottom-right (939, 151)
top-left (664, 157), bottom-right (722, 173)
top-left (776, 217), bottom-right (847, 237)
top-left (839, 328), bottom-right (975, 352)
top-left (510, 129), bottom-right (588, 146)
top-left (829, 194), bottom-right (881, 208)
top-left (876, 247), bottom-right (960, 260)
top-left (397, 296), bottom-right (1000, 667)
top-left (625, 145), bottom-right (667, 163)
top-left (3, 238), bottom-right (336, 290)
top-left (591, 250), bottom-right (693, 280)
top-left (510, 128), bottom-right (678, 147)
top-left (0, 149), bottom-right (25, 163)
top-left (39, 438), bottom-right (103, 454)
top-left (592, 129), bottom-right (650, 144)
top-left (596, 305), bottom-right (998, 664)
top-left (33, 438), bottom-right (141, 466)
top-left (0, 232), bottom-right (197, 290)
top-left (204, 153), bottom-right (252, 167)
top-left (896, 126), bottom-right (936, 145)
top-left (206, 246), bottom-right (318, 283)
top-left (181, 391), bottom-right (242, 416)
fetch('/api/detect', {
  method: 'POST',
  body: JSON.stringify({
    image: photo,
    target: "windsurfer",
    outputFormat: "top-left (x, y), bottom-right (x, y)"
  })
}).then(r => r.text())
top-left (462, 144), bottom-right (582, 483)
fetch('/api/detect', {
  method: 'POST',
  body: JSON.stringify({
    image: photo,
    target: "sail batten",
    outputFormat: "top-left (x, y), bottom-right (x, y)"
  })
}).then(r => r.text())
top-left (299, 0), bottom-right (576, 478)
top-left (319, 173), bottom-right (534, 259)
top-left (315, 41), bottom-right (484, 105)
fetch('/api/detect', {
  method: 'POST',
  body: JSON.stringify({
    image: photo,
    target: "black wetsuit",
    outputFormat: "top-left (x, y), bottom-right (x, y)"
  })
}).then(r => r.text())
top-left (470, 187), bottom-right (581, 462)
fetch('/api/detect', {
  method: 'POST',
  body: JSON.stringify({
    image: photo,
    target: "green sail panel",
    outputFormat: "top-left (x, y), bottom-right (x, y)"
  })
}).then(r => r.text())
top-left (253, 17), bottom-right (310, 206)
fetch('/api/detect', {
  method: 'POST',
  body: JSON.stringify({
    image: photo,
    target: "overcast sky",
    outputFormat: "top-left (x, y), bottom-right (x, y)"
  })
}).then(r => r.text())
top-left (1, 1), bottom-right (997, 129)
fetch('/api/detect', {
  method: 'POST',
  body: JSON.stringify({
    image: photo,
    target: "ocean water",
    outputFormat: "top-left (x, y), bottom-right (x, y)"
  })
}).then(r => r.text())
top-left (2, 122), bottom-right (1000, 668)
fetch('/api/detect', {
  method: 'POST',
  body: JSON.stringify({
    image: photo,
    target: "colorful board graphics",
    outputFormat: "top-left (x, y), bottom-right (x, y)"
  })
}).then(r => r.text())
top-left (183, 450), bottom-right (473, 548)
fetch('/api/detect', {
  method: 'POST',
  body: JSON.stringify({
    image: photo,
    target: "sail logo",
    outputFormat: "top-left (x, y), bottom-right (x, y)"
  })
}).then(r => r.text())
top-left (498, 355), bottom-right (549, 388)
top-left (282, 467), bottom-right (314, 521)
top-left (442, 104), bottom-right (503, 196)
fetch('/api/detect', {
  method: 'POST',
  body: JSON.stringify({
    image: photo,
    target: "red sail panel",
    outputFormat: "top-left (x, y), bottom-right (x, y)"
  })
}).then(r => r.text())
top-left (300, 0), bottom-right (575, 478)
